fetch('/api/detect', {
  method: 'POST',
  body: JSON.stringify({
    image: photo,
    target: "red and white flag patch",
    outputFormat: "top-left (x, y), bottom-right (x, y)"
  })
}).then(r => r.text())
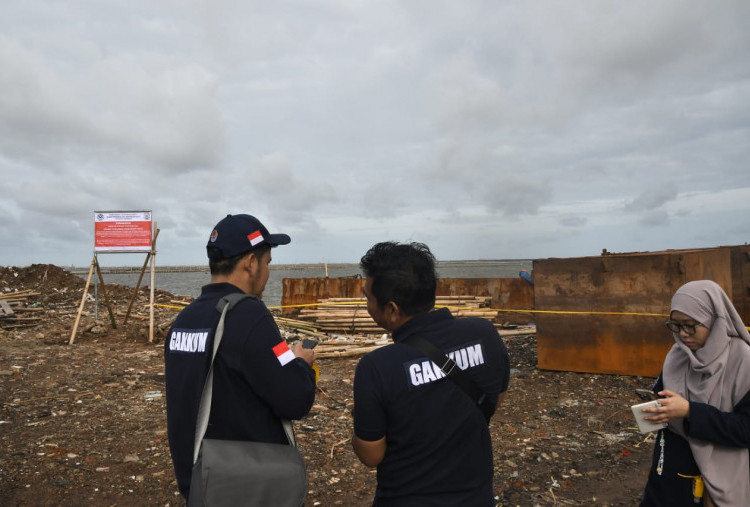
top-left (273, 341), bottom-right (295, 366)
top-left (248, 230), bottom-right (264, 246)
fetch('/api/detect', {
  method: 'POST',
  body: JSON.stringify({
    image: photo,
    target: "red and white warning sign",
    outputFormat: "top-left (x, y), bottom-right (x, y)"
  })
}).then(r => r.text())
top-left (94, 211), bottom-right (153, 252)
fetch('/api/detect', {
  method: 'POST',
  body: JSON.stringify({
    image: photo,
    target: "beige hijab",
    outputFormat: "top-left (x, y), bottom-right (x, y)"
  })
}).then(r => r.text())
top-left (662, 280), bottom-right (750, 505)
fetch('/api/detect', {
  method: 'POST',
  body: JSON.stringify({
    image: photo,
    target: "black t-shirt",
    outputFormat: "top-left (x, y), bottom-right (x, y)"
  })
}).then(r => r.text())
top-left (353, 308), bottom-right (510, 506)
top-left (164, 283), bottom-right (316, 498)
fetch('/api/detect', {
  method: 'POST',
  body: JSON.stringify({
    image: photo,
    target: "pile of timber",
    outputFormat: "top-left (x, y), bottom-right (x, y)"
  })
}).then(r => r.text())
top-left (295, 295), bottom-right (501, 334)
top-left (274, 314), bottom-right (387, 358)
top-left (275, 295), bottom-right (535, 358)
top-left (312, 338), bottom-right (391, 359)
top-left (0, 290), bottom-right (44, 329)
top-left (138, 295), bottom-right (533, 360)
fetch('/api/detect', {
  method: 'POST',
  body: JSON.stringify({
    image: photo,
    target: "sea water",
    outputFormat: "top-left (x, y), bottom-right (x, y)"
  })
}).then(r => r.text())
top-left (85, 260), bottom-right (533, 308)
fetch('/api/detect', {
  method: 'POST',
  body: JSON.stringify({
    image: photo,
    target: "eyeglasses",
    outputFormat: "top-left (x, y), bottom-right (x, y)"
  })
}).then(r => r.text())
top-left (665, 320), bottom-right (702, 335)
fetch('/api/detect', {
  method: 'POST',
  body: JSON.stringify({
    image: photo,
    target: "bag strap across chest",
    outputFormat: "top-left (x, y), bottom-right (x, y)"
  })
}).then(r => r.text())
top-left (192, 293), bottom-right (295, 464)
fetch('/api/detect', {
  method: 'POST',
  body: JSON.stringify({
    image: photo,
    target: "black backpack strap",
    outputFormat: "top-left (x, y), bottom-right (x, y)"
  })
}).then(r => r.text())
top-left (402, 335), bottom-right (494, 423)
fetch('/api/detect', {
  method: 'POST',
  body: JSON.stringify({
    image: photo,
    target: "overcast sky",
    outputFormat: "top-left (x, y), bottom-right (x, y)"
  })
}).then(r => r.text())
top-left (2, 1), bottom-right (749, 267)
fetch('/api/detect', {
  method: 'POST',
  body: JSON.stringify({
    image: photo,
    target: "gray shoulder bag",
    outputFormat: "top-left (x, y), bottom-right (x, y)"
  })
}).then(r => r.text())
top-left (187, 293), bottom-right (307, 507)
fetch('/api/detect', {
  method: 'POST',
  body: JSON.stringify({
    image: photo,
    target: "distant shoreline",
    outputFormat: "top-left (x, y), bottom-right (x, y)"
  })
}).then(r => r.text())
top-left (65, 259), bottom-right (532, 275)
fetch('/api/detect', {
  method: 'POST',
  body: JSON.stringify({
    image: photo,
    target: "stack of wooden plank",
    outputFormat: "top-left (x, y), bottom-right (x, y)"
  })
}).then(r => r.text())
top-left (273, 314), bottom-right (386, 358)
top-left (312, 338), bottom-right (390, 358)
top-left (0, 290), bottom-right (43, 329)
top-left (275, 296), bottom-right (535, 358)
top-left (295, 295), bottom-right (499, 334)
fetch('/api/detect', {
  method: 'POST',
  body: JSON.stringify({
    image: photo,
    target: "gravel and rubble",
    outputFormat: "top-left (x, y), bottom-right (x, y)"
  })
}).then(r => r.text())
top-left (1, 264), bottom-right (654, 506)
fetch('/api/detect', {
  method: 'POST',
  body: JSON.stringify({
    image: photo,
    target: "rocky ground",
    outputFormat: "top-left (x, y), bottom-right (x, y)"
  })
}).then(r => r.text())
top-left (0, 264), bottom-right (656, 506)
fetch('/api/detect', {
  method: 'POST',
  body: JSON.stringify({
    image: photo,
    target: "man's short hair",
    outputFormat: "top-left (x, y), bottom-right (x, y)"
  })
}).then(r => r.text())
top-left (208, 244), bottom-right (271, 276)
top-left (359, 242), bottom-right (436, 316)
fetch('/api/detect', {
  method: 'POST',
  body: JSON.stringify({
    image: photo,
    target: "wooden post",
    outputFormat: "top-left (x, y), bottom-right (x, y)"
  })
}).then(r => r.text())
top-left (69, 256), bottom-right (96, 345)
top-left (94, 256), bottom-right (117, 330)
top-left (148, 222), bottom-right (158, 343)
top-left (123, 228), bottom-right (160, 325)
top-left (123, 252), bottom-right (150, 325)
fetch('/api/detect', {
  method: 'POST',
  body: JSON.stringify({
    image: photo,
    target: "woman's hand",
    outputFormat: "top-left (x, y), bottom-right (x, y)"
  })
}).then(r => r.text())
top-left (642, 390), bottom-right (690, 423)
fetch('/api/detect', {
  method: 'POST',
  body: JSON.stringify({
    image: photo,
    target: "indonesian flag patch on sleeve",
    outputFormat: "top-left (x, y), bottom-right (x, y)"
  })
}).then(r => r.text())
top-left (273, 341), bottom-right (295, 366)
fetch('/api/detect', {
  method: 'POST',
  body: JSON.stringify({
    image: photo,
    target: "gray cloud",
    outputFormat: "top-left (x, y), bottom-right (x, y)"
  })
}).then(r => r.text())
top-left (558, 215), bottom-right (587, 228)
top-left (1, 1), bottom-right (749, 266)
top-left (624, 187), bottom-right (677, 213)
top-left (0, 34), bottom-right (225, 173)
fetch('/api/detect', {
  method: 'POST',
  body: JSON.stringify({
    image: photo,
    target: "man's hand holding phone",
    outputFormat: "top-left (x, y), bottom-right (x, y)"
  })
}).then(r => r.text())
top-left (291, 339), bottom-right (316, 366)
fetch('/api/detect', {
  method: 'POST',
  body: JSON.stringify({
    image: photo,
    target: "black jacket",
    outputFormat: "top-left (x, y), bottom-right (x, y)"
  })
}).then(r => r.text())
top-left (164, 283), bottom-right (316, 498)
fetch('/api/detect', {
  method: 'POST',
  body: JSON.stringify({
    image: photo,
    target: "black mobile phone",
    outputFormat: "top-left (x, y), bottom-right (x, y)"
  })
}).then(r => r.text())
top-left (301, 338), bottom-right (319, 349)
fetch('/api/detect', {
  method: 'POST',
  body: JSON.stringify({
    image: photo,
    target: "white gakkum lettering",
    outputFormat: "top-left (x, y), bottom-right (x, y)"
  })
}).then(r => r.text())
top-left (168, 330), bottom-right (209, 353)
top-left (408, 343), bottom-right (485, 386)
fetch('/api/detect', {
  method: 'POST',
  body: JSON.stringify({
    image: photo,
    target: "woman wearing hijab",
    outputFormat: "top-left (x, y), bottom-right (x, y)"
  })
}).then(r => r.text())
top-left (640, 280), bottom-right (750, 506)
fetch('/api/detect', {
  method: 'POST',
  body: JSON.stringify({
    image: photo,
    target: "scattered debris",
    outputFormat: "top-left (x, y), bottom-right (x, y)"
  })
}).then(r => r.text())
top-left (0, 290), bottom-right (44, 330)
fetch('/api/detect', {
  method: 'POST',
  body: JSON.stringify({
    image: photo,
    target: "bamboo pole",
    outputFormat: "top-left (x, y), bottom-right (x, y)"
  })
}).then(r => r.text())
top-left (0, 291), bottom-right (41, 300)
top-left (149, 224), bottom-right (158, 343)
top-left (94, 256), bottom-right (117, 329)
top-left (316, 345), bottom-right (384, 358)
top-left (123, 228), bottom-right (159, 325)
top-left (69, 256), bottom-right (96, 345)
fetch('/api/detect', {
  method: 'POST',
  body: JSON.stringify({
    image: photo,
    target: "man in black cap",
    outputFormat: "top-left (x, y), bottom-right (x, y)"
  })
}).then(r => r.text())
top-left (164, 214), bottom-right (316, 501)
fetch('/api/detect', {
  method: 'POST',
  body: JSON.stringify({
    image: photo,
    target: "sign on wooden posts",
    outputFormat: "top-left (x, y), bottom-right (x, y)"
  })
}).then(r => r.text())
top-left (70, 210), bottom-right (159, 345)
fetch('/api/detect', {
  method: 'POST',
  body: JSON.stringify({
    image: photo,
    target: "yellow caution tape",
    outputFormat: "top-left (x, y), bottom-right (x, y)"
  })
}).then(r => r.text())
top-left (157, 300), bottom-right (750, 330)
top-left (154, 303), bottom-right (188, 309)
top-left (267, 301), bottom-right (670, 318)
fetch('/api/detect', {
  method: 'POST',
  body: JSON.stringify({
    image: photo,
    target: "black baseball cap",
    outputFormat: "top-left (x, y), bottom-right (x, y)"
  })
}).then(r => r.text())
top-left (206, 214), bottom-right (290, 261)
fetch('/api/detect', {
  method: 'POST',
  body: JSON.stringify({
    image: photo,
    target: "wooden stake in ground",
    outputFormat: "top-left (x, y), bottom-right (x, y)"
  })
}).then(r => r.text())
top-left (69, 254), bottom-right (120, 345)
top-left (148, 222), bottom-right (158, 343)
top-left (122, 229), bottom-right (159, 334)
top-left (69, 256), bottom-right (96, 345)
top-left (94, 256), bottom-right (117, 330)
top-left (123, 227), bottom-right (160, 328)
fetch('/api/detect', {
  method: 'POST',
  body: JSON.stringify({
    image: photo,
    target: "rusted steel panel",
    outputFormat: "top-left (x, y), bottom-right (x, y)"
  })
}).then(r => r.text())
top-left (436, 278), bottom-right (533, 323)
top-left (281, 277), bottom-right (533, 323)
top-left (729, 245), bottom-right (750, 321)
top-left (535, 245), bottom-right (748, 376)
top-left (536, 315), bottom-right (670, 377)
top-left (281, 278), bottom-right (365, 315)
top-left (534, 253), bottom-right (679, 312)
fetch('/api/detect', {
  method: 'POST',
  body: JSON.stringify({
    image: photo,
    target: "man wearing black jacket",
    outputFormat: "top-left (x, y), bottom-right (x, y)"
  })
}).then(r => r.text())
top-left (164, 214), bottom-right (316, 500)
